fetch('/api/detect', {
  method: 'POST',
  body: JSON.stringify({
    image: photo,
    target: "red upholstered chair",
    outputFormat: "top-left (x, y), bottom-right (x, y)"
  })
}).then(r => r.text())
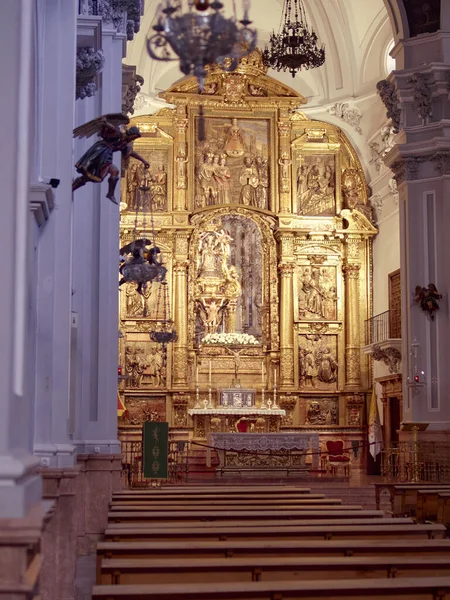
top-left (235, 418), bottom-right (257, 433)
top-left (326, 440), bottom-right (351, 477)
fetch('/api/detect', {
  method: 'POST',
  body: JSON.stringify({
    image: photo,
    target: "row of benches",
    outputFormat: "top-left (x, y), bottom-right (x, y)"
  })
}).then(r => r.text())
top-left (93, 484), bottom-right (450, 599)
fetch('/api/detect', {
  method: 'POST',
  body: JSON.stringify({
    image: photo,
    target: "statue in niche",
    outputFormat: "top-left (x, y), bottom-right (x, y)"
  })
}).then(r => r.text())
top-left (224, 118), bottom-right (246, 157)
top-left (147, 346), bottom-right (164, 387)
top-left (197, 232), bottom-right (222, 278)
top-left (297, 156), bottom-right (335, 216)
top-left (197, 297), bottom-right (228, 333)
top-left (278, 156), bottom-right (291, 193)
top-left (150, 164), bottom-right (167, 211)
top-left (239, 157), bottom-right (259, 206)
top-left (126, 162), bottom-right (144, 210)
top-left (255, 156), bottom-right (269, 208)
top-left (198, 153), bottom-right (218, 205)
top-left (176, 146), bottom-right (188, 190)
top-left (125, 344), bottom-right (150, 388)
top-left (298, 266), bottom-right (337, 321)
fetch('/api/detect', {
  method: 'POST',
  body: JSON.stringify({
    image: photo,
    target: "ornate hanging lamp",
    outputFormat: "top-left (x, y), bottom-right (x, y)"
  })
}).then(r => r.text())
top-left (149, 280), bottom-right (178, 346)
top-left (146, 0), bottom-right (257, 92)
top-left (262, 0), bottom-right (325, 77)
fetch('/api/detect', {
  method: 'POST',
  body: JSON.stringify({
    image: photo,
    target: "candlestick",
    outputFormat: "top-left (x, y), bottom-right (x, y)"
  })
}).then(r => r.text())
top-left (196, 364), bottom-right (199, 386)
top-left (209, 360), bottom-right (212, 385)
top-left (274, 367), bottom-right (277, 388)
top-left (195, 385), bottom-right (200, 408)
top-left (208, 387), bottom-right (213, 409)
top-left (261, 388), bottom-right (266, 409)
top-left (261, 359), bottom-right (265, 387)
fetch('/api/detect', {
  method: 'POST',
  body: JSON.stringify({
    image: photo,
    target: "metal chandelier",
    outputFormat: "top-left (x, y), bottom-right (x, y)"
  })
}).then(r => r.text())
top-left (147, 0), bottom-right (257, 92)
top-left (262, 0), bottom-right (325, 77)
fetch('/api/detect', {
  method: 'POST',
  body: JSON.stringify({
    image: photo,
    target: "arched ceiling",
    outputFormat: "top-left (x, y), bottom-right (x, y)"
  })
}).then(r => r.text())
top-left (125, 0), bottom-right (394, 108)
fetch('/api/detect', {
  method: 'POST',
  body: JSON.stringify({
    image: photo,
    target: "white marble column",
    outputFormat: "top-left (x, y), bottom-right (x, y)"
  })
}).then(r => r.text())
top-left (33, 0), bottom-right (78, 468)
top-left (72, 24), bottom-right (125, 454)
top-left (0, 0), bottom-right (42, 518)
top-left (382, 19), bottom-right (450, 431)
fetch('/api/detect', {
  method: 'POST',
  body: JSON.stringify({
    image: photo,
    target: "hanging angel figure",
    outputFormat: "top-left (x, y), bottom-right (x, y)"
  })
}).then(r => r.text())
top-left (414, 283), bottom-right (442, 320)
top-left (72, 113), bottom-right (150, 204)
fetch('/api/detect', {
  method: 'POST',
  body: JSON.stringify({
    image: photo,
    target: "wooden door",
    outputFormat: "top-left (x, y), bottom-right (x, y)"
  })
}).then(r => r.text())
top-left (388, 270), bottom-right (401, 338)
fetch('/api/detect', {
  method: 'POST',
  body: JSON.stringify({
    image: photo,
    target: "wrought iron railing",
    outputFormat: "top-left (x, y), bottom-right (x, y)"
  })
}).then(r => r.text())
top-left (381, 441), bottom-right (450, 483)
top-left (365, 309), bottom-right (401, 345)
top-left (121, 439), bottom-right (190, 487)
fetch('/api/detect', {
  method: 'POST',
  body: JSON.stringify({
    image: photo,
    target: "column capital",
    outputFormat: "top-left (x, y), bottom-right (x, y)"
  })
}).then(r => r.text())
top-left (343, 263), bottom-right (361, 279)
top-left (173, 259), bottom-right (189, 274)
top-left (278, 262), bottom-right (295, 276)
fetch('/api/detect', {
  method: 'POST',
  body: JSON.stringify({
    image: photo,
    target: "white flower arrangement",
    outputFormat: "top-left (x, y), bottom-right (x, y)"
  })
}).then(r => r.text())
top-left (202, 332), bottom-right (260, 346)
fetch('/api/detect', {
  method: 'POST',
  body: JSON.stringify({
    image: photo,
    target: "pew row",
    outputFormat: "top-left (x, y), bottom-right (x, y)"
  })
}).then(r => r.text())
top-left (109, 498), bottom-right (344, 509)
top-left (104, 522), bottom-right (446, 542)
top-left (107, 509), bottom-right (385, 524)
top-left (98, 555), bottom-right (450, 585)
top-left (92, 576), bottom-right (450, 599)
top-left (374, 483), bottom-right (450, 515)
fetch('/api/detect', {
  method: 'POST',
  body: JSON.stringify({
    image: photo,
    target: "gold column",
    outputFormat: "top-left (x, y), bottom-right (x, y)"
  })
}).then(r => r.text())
top-left (279, 261), bottom-right (295, 389)
top-left (343, 262), bottom-right (361, 390)
top-left (172, 230), bottom-right (190, 387)
top-left (174, 102), bottom-right (188, 211)
top-left (278, 112), bottom-right (292, 213)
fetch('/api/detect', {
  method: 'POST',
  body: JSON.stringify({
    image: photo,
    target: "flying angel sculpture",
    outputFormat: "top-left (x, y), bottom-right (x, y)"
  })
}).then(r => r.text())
top-left (72, 113), bottom-right (150, 204)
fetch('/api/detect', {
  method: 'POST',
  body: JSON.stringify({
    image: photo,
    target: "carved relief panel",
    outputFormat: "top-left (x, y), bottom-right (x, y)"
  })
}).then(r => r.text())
top-left (298, 334), bottom-right (339, 391)
top-left (125, 396), bottom-right (166, 425)
top-left (305, 397), bottom-right (339, 426)
top-left (295, 153), bottom-right (337, 216)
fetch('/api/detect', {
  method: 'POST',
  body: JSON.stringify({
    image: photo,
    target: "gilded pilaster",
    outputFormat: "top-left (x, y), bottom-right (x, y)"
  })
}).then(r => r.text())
top-left (278, 117), bottom-right (292, 213)
top-left (279, 261), bottom-right (295, 388)
top-left (174, 103), bottom-right (188, 211)
top-left (172, 229), bottom-right (190, 387)
top-left (343, 261), bottom-right (361, 389)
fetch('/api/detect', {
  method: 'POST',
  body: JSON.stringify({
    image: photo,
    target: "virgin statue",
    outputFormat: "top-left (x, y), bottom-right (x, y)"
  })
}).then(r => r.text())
top-left (224, 118), bottom-right (246, 157)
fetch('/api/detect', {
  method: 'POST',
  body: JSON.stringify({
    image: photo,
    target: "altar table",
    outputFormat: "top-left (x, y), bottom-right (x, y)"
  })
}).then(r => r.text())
top-left (207, 432), bottom-right (320, 471)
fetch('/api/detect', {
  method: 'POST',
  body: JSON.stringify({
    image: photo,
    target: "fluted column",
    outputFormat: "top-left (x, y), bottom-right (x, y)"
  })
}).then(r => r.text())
top-left (343, 262), bottom-right (362, 389)
top-left (279, 262), bottom-right (295, 389)
top-left (172, 257), bottom-right (189, 388)
top-left (174, 103), bottom-right (188, 211)
top-left (278, 113), bottom-right (292, 213)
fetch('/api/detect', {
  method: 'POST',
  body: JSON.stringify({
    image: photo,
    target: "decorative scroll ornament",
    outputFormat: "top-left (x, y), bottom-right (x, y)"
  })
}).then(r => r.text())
top-left (370, 192), bottom-right (383, 219)
top-left (388, 178), bottom-right (399, 205)
top-left (408, 73), bottom-right (432, 123)
top-left (372, 344), bottom-right (402, 374)
top-left (76, 47), bottom-right (105, 100)
top-left (79, 0), bottom-right (142, 40)
top-left (122, 73), bottom-right (144, 116)
top-left (262, 0), bottom-right (325, 76)
top-left (328, 102), bottom-right (362, 134)
top-left (146, 0), bottom-right (257, 92)
top-left (369, 142), bottom-right (383, 173)
top-left (431, 152), bottom-right (450, 176)
top-left (376, 79), bottom-right (401, 133)
top-left (414, 284), bottom-right (442, 320)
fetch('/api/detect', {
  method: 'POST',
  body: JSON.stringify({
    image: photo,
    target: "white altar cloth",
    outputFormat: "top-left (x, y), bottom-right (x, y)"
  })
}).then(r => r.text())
top-left (188, 408), bottom-right (285, 416)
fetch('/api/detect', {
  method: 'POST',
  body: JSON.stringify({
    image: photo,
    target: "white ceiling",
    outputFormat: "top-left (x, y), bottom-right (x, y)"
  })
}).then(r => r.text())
top-left (125, 0), bottom-right (394, 107)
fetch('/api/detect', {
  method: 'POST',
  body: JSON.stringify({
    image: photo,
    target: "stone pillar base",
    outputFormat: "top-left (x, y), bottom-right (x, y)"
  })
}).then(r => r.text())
top-left (0, 501), bottom-right (50, 600)
top-left (76, 454), bottom-right (122, 556)
top-left (40, 467), bottom-right (80, 600)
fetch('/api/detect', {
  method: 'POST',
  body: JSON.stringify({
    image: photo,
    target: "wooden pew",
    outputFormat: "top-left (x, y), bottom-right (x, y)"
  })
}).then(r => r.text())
top-left (110, 497), bottom-right (339, 509)
top-left (103, 522), bottom-right (446, 542)
top-left (113, 486), bottom-right (311, 497)
top-left (374, 482), bottom-right (450, 514)
top-left (106, 516), bottom-right (412, 532)
top-left (98, 554), bottom-right (450, 585)
top-left (92, 576), bottom-right (450, 599)
top-left (416, 489), bottom-right (450, 522)
top-left (107, 509), bottom-right (384, 524)
top-left (437, 492), bottom-right (450, 525)
top-left (111, 492), bottom-right (317, 502)
top-left (96, 538), bottom-right (450, 563)
top-left (109, 502), bottom-right (361, 513)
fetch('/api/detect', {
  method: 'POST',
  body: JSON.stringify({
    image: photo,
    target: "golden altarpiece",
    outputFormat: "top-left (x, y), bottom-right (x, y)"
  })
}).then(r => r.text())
top-left (118, 51), bottom-right (377, 471)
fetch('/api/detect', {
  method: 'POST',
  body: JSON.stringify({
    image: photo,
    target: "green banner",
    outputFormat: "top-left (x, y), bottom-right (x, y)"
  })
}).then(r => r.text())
top-left (142, 421), bottom-right (169, 479)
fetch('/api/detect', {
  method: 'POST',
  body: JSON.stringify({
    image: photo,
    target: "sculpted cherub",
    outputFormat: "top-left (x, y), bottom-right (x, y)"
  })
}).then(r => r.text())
top-left (72, 113), bottom-right (150, 204)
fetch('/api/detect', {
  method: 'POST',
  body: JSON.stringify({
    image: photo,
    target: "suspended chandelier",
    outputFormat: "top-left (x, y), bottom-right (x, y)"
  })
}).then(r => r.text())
top-left (146, 0), bottom-right (257, 91)
top-left (262, 0), bottom-right (325, 77)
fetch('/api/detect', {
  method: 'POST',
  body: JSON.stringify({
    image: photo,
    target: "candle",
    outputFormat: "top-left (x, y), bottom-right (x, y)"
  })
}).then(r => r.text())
top-left (274, 367), bottom-right (277, 388)
top-left (196, 365), bottom-right (199, 386)
top-left (262, 360), bottom-right (265, 387)
top-left (209, 360), bottom-right (212, 385)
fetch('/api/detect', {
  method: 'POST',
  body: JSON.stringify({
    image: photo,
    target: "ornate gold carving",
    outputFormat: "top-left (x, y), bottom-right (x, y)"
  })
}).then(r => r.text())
top-left (343, 263), bottom-right (361, 279)
top-left (305, 397), bottom-right (338, 426)
top-left (279, 396), bottom-right (297, 427)
top-left (172, 394), bottom-right (190, 428)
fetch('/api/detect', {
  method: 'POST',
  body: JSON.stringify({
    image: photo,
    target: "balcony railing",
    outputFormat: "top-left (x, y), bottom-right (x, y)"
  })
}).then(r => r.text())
top-left (381, 441), bottom-right (450, 484)
top-left (365, 309), bottom-right (401, 345)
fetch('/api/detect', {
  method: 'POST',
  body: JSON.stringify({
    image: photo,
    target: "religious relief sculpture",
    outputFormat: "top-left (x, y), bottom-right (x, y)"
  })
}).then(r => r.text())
top-left (299, 334), bottom-right (338, 390)
top-left (298, 265), bottom-right (337, 321)
top-left (195, 222), bottom-right (242, 335)
top-left (305, 398), bottom-right (338, 426)
top-left (125, 153), bottom-right (168, 212)
top-left (72, 113), bottom-right (150, 204)
top-left (341, 168), bottom-right (372, 220)
top-left (125, 344), bottom-right (150, 388)
top-left (296, 155), bottom-right (335, 216)
top-left (194, 116), bottom-right (270, 209)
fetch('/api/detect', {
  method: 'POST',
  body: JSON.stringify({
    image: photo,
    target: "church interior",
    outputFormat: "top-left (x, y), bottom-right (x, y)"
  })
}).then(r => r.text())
top-left (2, 0), bottom-right (450, 598)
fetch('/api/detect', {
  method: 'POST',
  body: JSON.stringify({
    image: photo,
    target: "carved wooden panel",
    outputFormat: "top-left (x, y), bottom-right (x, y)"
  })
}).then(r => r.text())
top-left (389, 269), bottom-right (401, 338)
